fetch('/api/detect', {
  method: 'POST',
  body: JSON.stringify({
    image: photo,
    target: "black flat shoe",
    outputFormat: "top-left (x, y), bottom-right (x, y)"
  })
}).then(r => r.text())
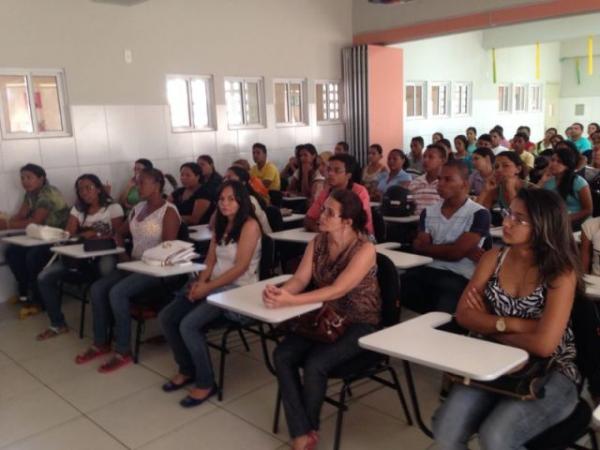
top-left (162, 378), bottom-right (193, 392)
top-left (179, 385), bottom-right (217, 408)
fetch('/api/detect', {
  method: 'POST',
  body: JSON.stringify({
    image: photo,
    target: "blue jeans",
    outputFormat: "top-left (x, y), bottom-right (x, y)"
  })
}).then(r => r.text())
top-left (37, 256), bottom-right (117, 328)
top-left (90, 270), bottom-right (163, 354)
top-left (432, 371), bottom-right (579, 450)
top-left (5, 244), bottom-right (52, 304)
top-left (273, 323), bottom-right (376, 438)
top-left (159, 284), bottom-right (242, 389)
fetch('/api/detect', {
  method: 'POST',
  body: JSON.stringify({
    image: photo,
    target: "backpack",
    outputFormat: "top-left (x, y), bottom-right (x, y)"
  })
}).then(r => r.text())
top-left (381, 185), bottom-right (416, 217)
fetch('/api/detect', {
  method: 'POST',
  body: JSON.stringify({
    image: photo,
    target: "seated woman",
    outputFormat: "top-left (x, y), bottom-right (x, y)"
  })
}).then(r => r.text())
top-left (36, 174), bottom-right (124, 340)
top-left (224, 166), bottom-right (272, 233)
top-left (118, 158), bottom-right (153, 213)
top-left (453, 135), bottom-right (473, 172)
top-left (75, 168), bottom-right (180, 372)
top-left (265, 189), bottom-right (381, 450)
top-left (371, 148), bottom-right (412, 201)
top-left (159, 180), bottom-right (262, 406)
top-left (361, 144), bottom-right (388, 192)
top-left (538, 144), bottom-right (592, 229)
top-left (477, 151), bottom-right (528, 212)
top-left (169, 162), bottom-right (210, 226)
top-left (287, 144), bottom-right (325, 207)
top-left (433, 188), bottom-right (581, 449)
top-left (0, 163), bottom-right (70, 317)
top-left (469, 147), bottom-right (495, 196)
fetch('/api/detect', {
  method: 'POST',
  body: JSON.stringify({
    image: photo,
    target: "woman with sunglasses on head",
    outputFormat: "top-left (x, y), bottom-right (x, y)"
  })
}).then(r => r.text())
top-left (36, 174), bottom-right (124, 340)
top-left (434, 188), bottom-right (581, 449)
top-left (75, 168), bottom-right (181, 373)
top-left (265, 189), bottom-right (380, 450)
top-left (159, 181), bottom-right (262, 407)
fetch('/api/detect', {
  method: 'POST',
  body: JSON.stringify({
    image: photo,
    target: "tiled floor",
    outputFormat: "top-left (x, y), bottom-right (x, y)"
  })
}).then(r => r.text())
top-left (0, 298), bottom-right (594, 450)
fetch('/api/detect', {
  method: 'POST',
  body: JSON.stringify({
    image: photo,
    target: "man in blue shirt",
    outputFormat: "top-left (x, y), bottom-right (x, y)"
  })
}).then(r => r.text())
top-left (570, 122), bottom-right (592, 153)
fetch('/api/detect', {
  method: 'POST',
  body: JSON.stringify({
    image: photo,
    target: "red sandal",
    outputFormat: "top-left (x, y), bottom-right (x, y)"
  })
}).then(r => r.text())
top-left (98, 353), bottom-right (133, 373)
top-left (75, 346), bottom-right (111, 365)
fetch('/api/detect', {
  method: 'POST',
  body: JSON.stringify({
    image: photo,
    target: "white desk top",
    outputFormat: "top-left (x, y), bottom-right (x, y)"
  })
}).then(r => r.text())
top-left (574, 231), bottom-right (581, 244)
top-left (117, 260), bottom-right (206, 277)
top-left (370, 202), bottom-right (381, 208)
top-left (1, 235), bottom-right (71, 247)
top-left (376, 248), bottom-right (433, 269)
top-left (594, 404), bottom-right (600, 425)
top-left (490, 227), bottom-right (503, 239)
top-left (374, 242), bottom-right (402, 251)
top-left (268, 227), bottom-right (317, 244)
top-left (0, 229), bottom-right (25, 237)
top-left (282, 196), bottom-right (307, 202)
top-left (207, 274), bottom-right (322, 324)
top-left (51, 244), bottom-right (125, 259)
top-left (188, 224), bottom-right (213, 242)
top-left (359, 312), bottom-right (529, 381)
top-left (383, 215), bottom-right (420, 224)
top-left (282, 213), bottom-right (305, 223)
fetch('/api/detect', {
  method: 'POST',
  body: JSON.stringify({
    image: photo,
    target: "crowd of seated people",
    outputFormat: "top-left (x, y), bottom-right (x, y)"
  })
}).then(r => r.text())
top-left (2, 121), bottom-right (600, 450)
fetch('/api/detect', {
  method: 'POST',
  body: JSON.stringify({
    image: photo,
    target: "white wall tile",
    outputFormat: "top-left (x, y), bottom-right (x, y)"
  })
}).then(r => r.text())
top-left (0, 173), bottom-right (22, 214)
top-left (167, 131), bottom-right (193, 159)
top-left (192, 132), bottom-right (217, 158)
top-left (135, 105), bottom-right (168, 160)
top-left (275, 127), bottom-right (296, 151)
top-left (294, 125), bottom-right (313, 145)
top-left (45, 167), bottom-right (80, 205)
top-left (106, 105), bottom-right (139, 163)
top-left (109, 162), bottom-right (135, 198)
top-left (0, 139), bottom-right (42, 172)
top-left (78, 164), bottom-right (112, 186)
top-left (215, 129), bottom-right (239, 155)
top-left (71, 105), bottom-right (109, 166)
top-left (40, 137), bottom-right (78, 169)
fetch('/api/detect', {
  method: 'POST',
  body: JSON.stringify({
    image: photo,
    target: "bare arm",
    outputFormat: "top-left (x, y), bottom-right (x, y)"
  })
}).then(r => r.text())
top-left (570, 185), bottom-right (592, 224)
top-left (581, 232), bottom-right (592, 273)
top-left (188, 199), bottom-right (210, 226)
top-left (161, 207), bottom-right (181, 241)
top-left (413, 231), bottom-right (484, 261)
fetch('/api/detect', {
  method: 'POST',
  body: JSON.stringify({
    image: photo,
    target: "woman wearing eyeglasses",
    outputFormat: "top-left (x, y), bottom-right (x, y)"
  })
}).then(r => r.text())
top-left (433, 188), bottom-right (581, 449)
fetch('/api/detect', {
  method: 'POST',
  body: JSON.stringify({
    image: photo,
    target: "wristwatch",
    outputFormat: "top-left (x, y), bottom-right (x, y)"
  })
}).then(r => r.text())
top-left (495, 317), bottom-right (507, 333)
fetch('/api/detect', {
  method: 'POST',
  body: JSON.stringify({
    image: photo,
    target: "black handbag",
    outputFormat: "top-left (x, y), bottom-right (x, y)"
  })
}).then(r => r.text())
top-left (83, 238), bottom-right (116, 252)
top-left (284, 305), bottom-right (349, 343)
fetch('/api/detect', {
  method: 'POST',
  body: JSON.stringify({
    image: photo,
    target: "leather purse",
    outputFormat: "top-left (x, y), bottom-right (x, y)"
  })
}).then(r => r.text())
top-left (445, 357), bottom-right (552, 401)
top-left (83, 238), bottom-right (116, 252)
top-left (286, 304), bottom-right (349, 343)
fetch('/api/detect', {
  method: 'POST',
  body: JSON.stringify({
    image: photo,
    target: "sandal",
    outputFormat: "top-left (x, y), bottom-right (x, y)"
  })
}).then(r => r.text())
top-left (19, 305), bottom-right (41, 320)
top-left (75, 346), bottom-right (111, 364)
top-left (98, 353), bottom-right (133, 373)
top-left (36, 326), bottom-right (69, 341)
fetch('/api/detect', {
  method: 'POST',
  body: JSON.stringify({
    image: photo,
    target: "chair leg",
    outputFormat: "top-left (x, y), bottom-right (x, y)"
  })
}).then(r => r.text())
top-left (333, 384), bottom-right (348, 450)
top-left (387, 366), bottom-right (413, 426)
top-left (590, 430), bottom-right (599, 450)
top-left (237, 328), bottom-right (250, 352)
top-left (79, 299), bottom-right (87, 339)
top-left (133, 319), bottom-right (143, 364)
top-left (272, 388), bottom-right (282, 434)
top-left (218, 327), bottom-right (234, 401)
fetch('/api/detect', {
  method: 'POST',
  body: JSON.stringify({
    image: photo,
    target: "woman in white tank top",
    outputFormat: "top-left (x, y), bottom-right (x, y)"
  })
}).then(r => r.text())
top-left (159, 180), bottom-right (263, 407)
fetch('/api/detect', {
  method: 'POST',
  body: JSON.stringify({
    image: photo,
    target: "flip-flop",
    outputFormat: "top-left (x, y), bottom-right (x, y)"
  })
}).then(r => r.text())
top-left (75, 346), bottom-right (111, 364)
top-left (98, 354), bottom-right (133, 373)
top-left (36, 327), bottom-right (69, 341)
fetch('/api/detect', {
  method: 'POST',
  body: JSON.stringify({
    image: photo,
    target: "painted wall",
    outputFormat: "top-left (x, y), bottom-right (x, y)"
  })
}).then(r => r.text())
top-left (0, 0), bottom-right (352, 215)
top-left (391, 31), bottom-right (561, 149)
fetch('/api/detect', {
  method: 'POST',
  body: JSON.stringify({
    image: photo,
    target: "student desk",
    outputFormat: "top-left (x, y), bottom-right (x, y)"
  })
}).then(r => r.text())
top-left (117, 261), bottom-right (206, 277)
top-left (370, 202), bottom-right (381, 208)
top-left (594, 404), bottom-right (600, 426)
top-left (383, 215), bottom-right (420, 224)
top-left (268, 227), bottom-right (316, 244)
top-left (359, 312), bottom-right (529, 437)
top-left (188, 224), bottom-right (212, 242)
top-left (490, 226), bottom-right (503, 240)
top-left (51, 244), bottom-right (125, 259)
top-left (282, 195), bottom-right (307, 202)
top-left (0, 229), bottom-right (25, 237)
top-left (282, 213), bottom-right (305, 223)
top-left (1, 235), bottom-right (72, 247)
top-left (375, 248), bottom-right (433, 270)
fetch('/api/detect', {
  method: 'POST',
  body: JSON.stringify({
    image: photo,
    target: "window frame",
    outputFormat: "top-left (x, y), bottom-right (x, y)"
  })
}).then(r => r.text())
top-left (529, 83), bottom-right (543, 113)
top-left (0, 68), bottom-right (71, 139)
top-left (429, 81), bottom-right (451, 118)
top-left (315, 80), bottom-right (343, 125)
top-left (166, 74), bottom-right (216, 133)
top-left (273, 78), bottom-right (308, 127)
top-left (224, 76), bottom-right (266, 130)
top-left (513, 83), bottom-right (528, 113)
top-left (405, 81), bottom-right (426, 120)
top-left (452, 81), bottom-right (472, 117)
top-left (497, 83), bottom-right (512, 114)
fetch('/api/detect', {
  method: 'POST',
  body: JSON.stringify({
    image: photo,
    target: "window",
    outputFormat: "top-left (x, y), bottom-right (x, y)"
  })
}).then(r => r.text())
top-left (498, 84), bottom-right (511, 113)
top-left (529, 84), bottom-right (542, 112)
top-left (0, 69), bottom-right (69, 138)
top-left (166, 75), bottom-right (214, 131)
top-left (224, 78), bottom-right (264, 128)
top-left (452, 82), bottom-right (471, 116)
top-left (514, 84), bottom-right (527, 112)
top-left (316, 81), bottom-right (341, 122)
top-left (274, 80), bottom-right (306, 125)
top-left (430, 82), bottom-right (450, 117)
top-left (405, 82), bottom-right (425, 118)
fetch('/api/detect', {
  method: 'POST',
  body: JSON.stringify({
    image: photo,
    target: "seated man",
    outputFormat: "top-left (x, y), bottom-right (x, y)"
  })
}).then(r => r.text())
top-left (402, 160), bottom-right (491, 314)
top-left (250, 142), bottom-right (281, 191)
top-left (408, 143), bottom-right (447, 216)
top-left (304, 154), bottom-right (373, 235)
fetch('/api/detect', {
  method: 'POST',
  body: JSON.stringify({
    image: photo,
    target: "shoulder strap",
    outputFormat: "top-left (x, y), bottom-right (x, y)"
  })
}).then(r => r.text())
top-left (493, 247), bottom-right (510, 277)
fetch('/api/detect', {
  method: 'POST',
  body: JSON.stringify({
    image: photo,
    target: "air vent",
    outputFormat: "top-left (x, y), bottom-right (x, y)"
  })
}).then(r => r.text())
top-left (575, 104), bottom-right (585, 116)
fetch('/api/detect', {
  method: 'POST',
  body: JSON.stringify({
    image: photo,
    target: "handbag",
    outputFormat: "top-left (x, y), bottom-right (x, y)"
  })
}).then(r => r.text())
top-left (25, 224), bottom-right (69, 241)
top-left (83, 238), bottom-right (116, 252)
top-left (445, 357), bottom-right (552, 401)
top-left (285, 304), bottom-right (349, 343)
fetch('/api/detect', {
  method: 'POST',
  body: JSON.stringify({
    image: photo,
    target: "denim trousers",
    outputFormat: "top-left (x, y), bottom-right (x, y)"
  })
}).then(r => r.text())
top-left (401, 266), bottom-right (469, 314)
top-left (37, 256), bottom-right (117, 328)
top-left (159, 284), bottom-right (242, 389)
top-left (90, 269), bottom-right (163, 354)
top-left (432, 370), bottom-right (579, 450)
top-left (273, 322), bottom-right (376, 438)
top-left (5, 244), bottom-right (52, 304)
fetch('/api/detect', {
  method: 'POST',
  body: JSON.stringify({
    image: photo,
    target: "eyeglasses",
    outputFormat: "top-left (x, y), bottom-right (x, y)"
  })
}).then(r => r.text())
top-left (77, 185), bottom-right (97, 193)
top-left (501, 208), bottom-right (530, 227)
top-left (320, 207), bottom-right (341, 219)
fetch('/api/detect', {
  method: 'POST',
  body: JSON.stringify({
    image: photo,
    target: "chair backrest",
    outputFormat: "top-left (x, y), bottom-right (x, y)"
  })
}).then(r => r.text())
top-left (371, 206), bottom-right (386, 243)
top-left (259, 235), bottom-right (276, 280)
top-left (376, 252), bottom-right (401, 328)
top-left (265, 205), bottom-right (284, 232)
top-left (269, 190), bottom-right (283, 208)
top-left (571, 296), bottom-right (600, 390)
